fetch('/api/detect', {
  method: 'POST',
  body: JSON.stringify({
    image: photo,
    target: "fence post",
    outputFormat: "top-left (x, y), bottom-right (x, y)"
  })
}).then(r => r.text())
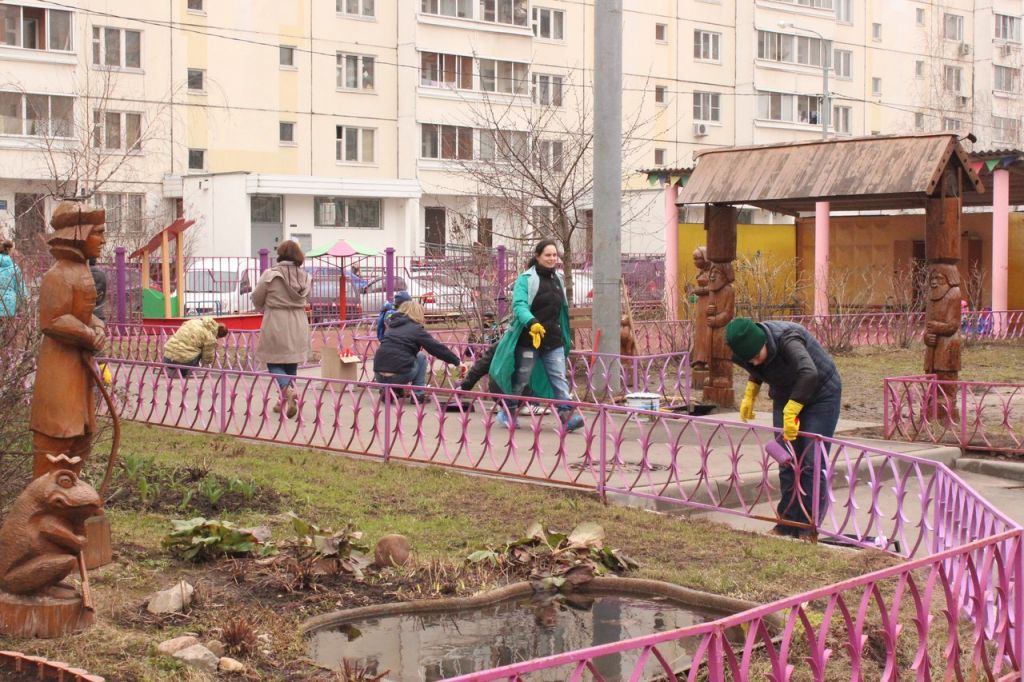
top-left (385, 247), bottom-right (395, 302)
top-left (383, 387), bottom-right (392, 463)
top-left (1015, 534), bottom-right (1024, 671)
top-left (959, 381), bottom-right (968, 446)
top-left (496, 245), bottom-right (507, 319)
top-left (811, 437), bottom-right (823, 537)
top-left (598, 406), bottom-right (607, 503)
top-left (219, 373), bottom-right (228, 433)
top-left (114, 246), bottom-right (127, 326)
top-left (258, 248), bottom-right (269, 275)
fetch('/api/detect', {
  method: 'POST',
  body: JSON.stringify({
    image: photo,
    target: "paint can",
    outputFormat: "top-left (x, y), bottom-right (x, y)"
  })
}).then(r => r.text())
top-left (625, 392), bottom-right (661, 421)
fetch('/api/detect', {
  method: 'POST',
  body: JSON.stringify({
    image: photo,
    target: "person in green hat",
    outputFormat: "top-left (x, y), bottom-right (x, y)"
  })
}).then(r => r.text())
top-left (724, 317), bottom-right (842, 538)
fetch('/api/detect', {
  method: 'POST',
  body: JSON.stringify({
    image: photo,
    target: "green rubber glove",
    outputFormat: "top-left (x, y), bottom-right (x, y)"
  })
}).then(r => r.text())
top-left (529, 322), bottom-right (546, 349)
top-left (740, 381), bottom-right (760, 422)
top-left (782, 400), bottom-right (804, 441)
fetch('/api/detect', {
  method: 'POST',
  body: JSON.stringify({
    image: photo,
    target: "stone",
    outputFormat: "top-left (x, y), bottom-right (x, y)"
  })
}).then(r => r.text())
top-left (146, 581), bottom-right (195, 615)
top-left (374, 534), bottom-right (412, 567)
top-left (219, 657), bottom-right (246, 673)
top-left (205, 639), bottom-right (225, 658)
top-left (157, 635), bottom-right (200, 656)
top-left (172, 644), bottom-right (218, 674)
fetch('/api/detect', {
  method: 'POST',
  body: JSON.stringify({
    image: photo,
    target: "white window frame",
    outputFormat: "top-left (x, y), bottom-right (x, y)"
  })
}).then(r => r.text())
top-left (314, 196), bottom-right (382, 229)
top-left (478, 129), bottom-right (528, 162)
top-left (0, 4), bottom-right (74, 52)
top-left (916, 9), bottom-right (925, 26)
top-left (915, 60), bottom-right (925, 78)
top-left (944, 65), bottom-right (963, 93)
top-left (478, 58), bottom-right (529, 95)
top-left (96, 193), bottom-right (145, 237)
top-left (186, 0), bottom-right (204, 13)
top-left (91, 25), bottom-right (142, 69)
top-left (996, 14), bottom-right (1022, 43)
top-left (532, 7), bottom-right (564, 40)
top-left (943, 13), bottom-right (963, 42)
top-left (654, 85), bottom-right (667, 104)
top-left (654, 148), bottom-right (666, 166)
top-left (532, 73), bottom-right (563, 106)
top-left (335, 125), bottom-right (376, 163)
top-left (188, 148), bottom-right (206, 170)
top-left (693, 91), bottom-right (720, 122)
top-left (534, 138), bottom-right (563, 171)
top-left (942, 117), bottom-right (962, 131)
top-left (834, 0), bottom-right (850, 23)
top-left (872, 23), bottom-right (882, 41)
top-left (187, 68), bottom-right (205, 93)
top-left (420, 52), bottom-right (474, 90)
top-left (337, 0), bottom-right (375, 18)
top-left (92, 109), bottom-right (142, 151)
top-left (280, 45), bottom-right (295, 68)
top-left (336, 53), bottom-right (375, 90)
top-left (872, 77), bottom-right (882, 96)
top-left (774, 0), bottom-right (833, 8)
top-left (655, 23), bottom-right (667, 42)
top-left (478, 0), bottom-right (528, 27)
top-left (694, 29), bottom-right (721, 62)
top-left (420, 123), bottom-right (474, 160)
top-left (279, 121), bottom-right (295, 144)
top-left (993, 115), bottom-right (1020, 143)
top-left (833, 49), bottom-right (851, 78)
top-left (915, 112), bottom-right (925, 130)
top-left (995, 65), bottom-right (1020, 93)
top-left (758, 91), bottom-right (821, 124)
top-left (0, 91), bottom-right (74, 137)
top-left (421, 0), bottom-right (473, 19)
top-left (832, 105), bottom-right (851, 134)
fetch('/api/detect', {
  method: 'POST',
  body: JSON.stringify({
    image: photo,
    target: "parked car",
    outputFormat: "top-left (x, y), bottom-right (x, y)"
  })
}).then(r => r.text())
top-left (360, 269), bottom-right (472, 315)
top-left (304, 266), bottom-right (363, 322)
top-left (176, 258), bottom-right (257, 316)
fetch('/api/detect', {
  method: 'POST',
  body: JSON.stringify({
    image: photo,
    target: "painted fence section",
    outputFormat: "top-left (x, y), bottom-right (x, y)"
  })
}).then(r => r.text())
top-left (885, 373), bottom-right (1024, 454)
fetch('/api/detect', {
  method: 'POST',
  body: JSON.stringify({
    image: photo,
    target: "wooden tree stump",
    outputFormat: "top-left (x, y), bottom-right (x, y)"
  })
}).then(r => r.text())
top-left (0, 592), bottom-right (93, 638)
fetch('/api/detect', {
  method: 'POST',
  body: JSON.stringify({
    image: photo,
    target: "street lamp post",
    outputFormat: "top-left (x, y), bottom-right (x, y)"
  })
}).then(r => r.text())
top-left (780, 21), bottom-right (830, 139)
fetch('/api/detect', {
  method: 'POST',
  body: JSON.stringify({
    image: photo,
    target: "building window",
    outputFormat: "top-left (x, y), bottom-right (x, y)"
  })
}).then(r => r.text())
top-left (655, 23), bottom-right (667, 42)
top-left (92, 110), bottom-right (141, 150)
top-left (872, 77), bottom-right (881, 96)
top-left (773, 0), bottom-right (832, 7)
top-left (916, 9), bottom-right (925, 26)
top-left (944, 65), bottom-right (962, 93)
top-left (834, 0), bottom-right (850, 22)
top-left (188, 148), bottom-right (205, 170)
top-left (280, 45), bottom-right (295, 67)
top-left (915, 112), bottom-right (925, 129)
top-left (187, 68), bottom-right (205, 92)
top-left (832, 105), bottom-right (851, 134)
top-left (943, 117), bottom-right (962, 131)
top-left (187, 0), bottom-right (204, 11)
top-left (943, 13), bottom-right (963, 41)
top-left (0, 4), bottom-right (73, 51)
top-left (96, 193), bottom-right (145, 238)
top-left (871, 23), bottom-right (881, 41)
top-left (915, 60), bottom-right (924, 77)
top-left (479, 58), bottom-right (529, 94)
top-left (654, 85), bottom-right (667, 104)
top-left (995, 65), bottom-right (1020, 92)
top-left (694, 30), bottom-right (720, 61)
top-left (420, 52), bottom-right (473, 89)
top-left (279, 121), bottom-right (295, 143)
top-left (693, 91), bottom-right (720, 121)
top-left (91, 26), bottom-right (141, 68)
top-left (833, 49), bottom-right (851, 78)
top-left (757, 91), bottom-right (821, 124)
top-left (993, 115), bottom-right (1020, 142)
top-left (337, 0), bottom-right (375, 17)
top-left (421, 0), bottom-right (472, 18)
top-left (532, 73), bottom-right (563, 106)
top-left (421, 123), bottom-right (473, 160)
top-left (757, 31), bottom-right (826, 67)
top-left (314, 197), bottom-right (381, 228)
top-left (534, 139), bottom-right (563, 171)
top-left (0, 92), bottom-right (73, 137)
top-left (337, 53), bottom-right (375, 90)
top-left (479, 129), bottom-right (528, 161)
top-left (335, 126), bottom-right (375, 163)
top-left (654, 148), bottom-right (666, 166)
top-left (532, 7), bottom-right (564, 40)
top-left (478, 0), bottom-right (528, 27)
top-left (996, 14), bottom-right (1022, 43)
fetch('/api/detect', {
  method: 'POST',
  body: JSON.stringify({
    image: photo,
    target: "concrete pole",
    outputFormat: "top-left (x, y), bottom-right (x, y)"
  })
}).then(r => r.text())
top-left (664, 183), bottom-right (679, 320)
top-left (814, 201), bottom-right (830, 316)
top-left (992, 168), bottom-right (1010, 335)
top-left (593, 0), bottom-right (623, 391)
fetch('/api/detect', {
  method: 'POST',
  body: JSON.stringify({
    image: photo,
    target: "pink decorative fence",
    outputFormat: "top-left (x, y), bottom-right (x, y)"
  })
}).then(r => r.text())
top-left (885, 374), bottom-right (1024, 454)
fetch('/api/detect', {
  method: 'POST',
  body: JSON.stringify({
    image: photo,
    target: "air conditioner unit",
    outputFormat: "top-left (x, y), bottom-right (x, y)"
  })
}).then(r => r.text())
top-left (957, 95), bottom-right (970, 107)
top-left (959, 43), bottom-right (972, 56)
top-left (1000, 43), bottom-right (1020, 58)
top-left (693, 122), bottom-right (709, 137)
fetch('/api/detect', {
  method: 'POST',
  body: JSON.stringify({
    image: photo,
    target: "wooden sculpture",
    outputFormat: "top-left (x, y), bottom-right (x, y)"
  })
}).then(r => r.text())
top-left (924, 263), bottom-right (962, 380)
top-left (690, 246), bottom-right (711, 370)
top-left (704, 260), bottom-right (736, 405)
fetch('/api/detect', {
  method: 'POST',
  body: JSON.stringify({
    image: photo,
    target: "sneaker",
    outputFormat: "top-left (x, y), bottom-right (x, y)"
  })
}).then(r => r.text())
top-left (564, 414), bottom-right (585, 433)
top-left (285, 395), bottom-right (298, 419)
top-left (496, 410), bottom-right (517, 430)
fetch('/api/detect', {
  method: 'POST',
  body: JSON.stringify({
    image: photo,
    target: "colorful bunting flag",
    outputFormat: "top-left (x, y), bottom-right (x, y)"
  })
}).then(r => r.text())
top-left (647, 172), bottom-right (659, 186)
top-left (969, 161), bottom-right (985, 174)
top-left (1000, 156), bottom-right (1017, 168)
top-left (986, 159), bottom-right (1000, 172)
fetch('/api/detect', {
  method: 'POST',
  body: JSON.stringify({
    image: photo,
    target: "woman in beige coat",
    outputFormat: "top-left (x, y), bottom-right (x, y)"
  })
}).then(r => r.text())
top-left (253, 240), bottom-right (311, 418)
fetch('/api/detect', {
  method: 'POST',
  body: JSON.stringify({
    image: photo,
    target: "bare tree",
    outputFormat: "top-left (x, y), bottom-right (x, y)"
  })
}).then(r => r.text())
top-left (885, 259), bottom-right (929, 348)
top-left (733, 252), bottom-right (807, 320)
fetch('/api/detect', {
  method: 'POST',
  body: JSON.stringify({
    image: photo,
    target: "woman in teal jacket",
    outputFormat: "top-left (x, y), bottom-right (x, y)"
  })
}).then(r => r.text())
top-left (488, 240), bottom-right (583, 432)
top-left (0, 240), bottom-right (27, 318)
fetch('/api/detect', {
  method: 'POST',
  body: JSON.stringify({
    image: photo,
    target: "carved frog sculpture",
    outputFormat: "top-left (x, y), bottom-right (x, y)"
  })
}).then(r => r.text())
top-left (0, 463), bottom-right (102, 596)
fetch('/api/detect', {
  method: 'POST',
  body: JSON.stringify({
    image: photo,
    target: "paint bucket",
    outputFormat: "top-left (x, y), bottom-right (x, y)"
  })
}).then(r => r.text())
top-left (625, 392), bottom-right (661, 421)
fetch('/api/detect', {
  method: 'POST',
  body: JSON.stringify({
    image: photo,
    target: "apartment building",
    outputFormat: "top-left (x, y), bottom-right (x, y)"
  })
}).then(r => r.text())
top-left (0, 1), bottom-right (1020, 258)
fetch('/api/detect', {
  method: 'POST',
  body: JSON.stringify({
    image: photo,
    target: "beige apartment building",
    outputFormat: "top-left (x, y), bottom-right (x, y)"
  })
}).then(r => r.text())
top-left (0, 0), bottom-right (1020, 258)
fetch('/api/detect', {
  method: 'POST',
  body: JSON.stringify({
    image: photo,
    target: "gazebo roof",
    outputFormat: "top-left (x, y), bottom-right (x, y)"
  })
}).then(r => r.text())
top-left (678, 133), bottom-right (985, 215)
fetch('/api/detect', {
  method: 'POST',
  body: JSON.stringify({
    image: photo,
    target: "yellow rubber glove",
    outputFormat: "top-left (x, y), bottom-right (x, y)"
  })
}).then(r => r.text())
top-left (529, 322), bottom-right (546, 349)
top-left (782, 400), bottom-right (804, 441)
top-left (739, 381), bottom-right (760, 422)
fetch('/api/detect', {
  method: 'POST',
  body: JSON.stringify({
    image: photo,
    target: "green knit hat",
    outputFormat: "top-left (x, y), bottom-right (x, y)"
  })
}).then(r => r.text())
top-left (725, 317), bottom-right (767, 361)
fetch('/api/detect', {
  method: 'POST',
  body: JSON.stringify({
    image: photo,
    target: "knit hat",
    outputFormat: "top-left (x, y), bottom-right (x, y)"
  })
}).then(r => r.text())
top-left (725, 317), bottom-right (767, 361)
top-left (394, 290), bottom-right (412, 306)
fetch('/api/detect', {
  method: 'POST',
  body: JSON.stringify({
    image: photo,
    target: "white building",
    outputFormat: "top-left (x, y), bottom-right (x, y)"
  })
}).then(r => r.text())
top-left (0, 0), bottom-right (1020, 257)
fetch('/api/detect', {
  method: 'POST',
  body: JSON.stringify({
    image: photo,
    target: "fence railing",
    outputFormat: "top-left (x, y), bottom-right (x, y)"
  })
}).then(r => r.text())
top-left (96, 357), bottom-right (1023, 679)
top-left (884, 373), bottom-right (1024, 454)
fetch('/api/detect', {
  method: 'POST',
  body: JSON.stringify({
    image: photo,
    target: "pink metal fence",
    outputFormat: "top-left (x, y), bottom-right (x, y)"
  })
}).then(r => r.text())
top-left (96, 358), bottom-right (1024, 679)
top-left (885, 374), bottom-right (1024, 454)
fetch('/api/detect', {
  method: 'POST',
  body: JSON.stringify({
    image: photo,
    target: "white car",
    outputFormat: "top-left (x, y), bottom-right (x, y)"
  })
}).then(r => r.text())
top-left (175, 258), bottom-right (258, 316)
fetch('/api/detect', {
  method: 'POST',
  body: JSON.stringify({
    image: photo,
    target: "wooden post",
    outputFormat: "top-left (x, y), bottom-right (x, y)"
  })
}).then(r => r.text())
top-left (923, 178), bottom-right (963, 419)
top-left (175, 233), bottom-right (185, 317)
top-left (160, 231), bottom-right (172, 319)
top-left (140, 251), bottom-right (150, 289)
top-left (703, 204), bottom-right (737, 408)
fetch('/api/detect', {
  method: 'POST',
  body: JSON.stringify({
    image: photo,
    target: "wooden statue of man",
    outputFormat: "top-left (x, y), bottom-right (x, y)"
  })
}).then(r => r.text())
top-left (704, 260), bottom-right (736, 391)
top-left (689, 246), bottom-right (711, 369)
top-left (29, 201), bottom-right (106, 478)
top-left (923, 262), bottom-right (961, 381)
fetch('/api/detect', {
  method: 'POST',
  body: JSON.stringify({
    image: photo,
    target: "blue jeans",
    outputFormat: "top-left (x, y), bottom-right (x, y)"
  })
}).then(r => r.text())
top-left (509, 346), bottom-right (572, 412)
top-left (374, 353), bottom-right (427, 396)
top-left (164, 354), bottom-right (201, 378)
top-left (772, 390), bottom-right (842, 534)
top-left (267, 362), bottom-right (299, 390)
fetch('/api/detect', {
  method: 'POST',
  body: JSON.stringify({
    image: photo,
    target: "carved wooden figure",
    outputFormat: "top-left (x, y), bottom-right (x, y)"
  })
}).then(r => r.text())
top-left (704, 261), bottom-right (736, 407)
top-left (924, 263), bottom-right (962, 380)
top-left (29, 201), bottom-right (107, 479)
top-left (690, 246), bottom-right (711, 369)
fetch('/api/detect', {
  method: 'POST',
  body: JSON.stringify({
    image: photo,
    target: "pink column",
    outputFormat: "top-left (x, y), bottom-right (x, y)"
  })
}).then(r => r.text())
top-left (665, 182), bottom-right (680, 320)
top-left (814, 201), bottom-right (830, 317)
top-left (992, 168), bottom-right (1010, 336)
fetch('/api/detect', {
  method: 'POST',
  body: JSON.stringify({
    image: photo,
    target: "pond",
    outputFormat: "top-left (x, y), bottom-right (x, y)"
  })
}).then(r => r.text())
top-left (307, 590), bottom-right (737, 681)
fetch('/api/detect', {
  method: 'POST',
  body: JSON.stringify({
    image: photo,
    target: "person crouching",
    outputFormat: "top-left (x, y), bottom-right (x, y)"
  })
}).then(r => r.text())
top-left (372, 301), bottom-right (460, 401)
top-left (163, 317), bottom-right (229, 378)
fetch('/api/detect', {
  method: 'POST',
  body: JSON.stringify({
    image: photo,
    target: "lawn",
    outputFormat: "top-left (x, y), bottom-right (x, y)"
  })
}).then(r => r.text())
top-left (0, 422), bottom-right (897, 681)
